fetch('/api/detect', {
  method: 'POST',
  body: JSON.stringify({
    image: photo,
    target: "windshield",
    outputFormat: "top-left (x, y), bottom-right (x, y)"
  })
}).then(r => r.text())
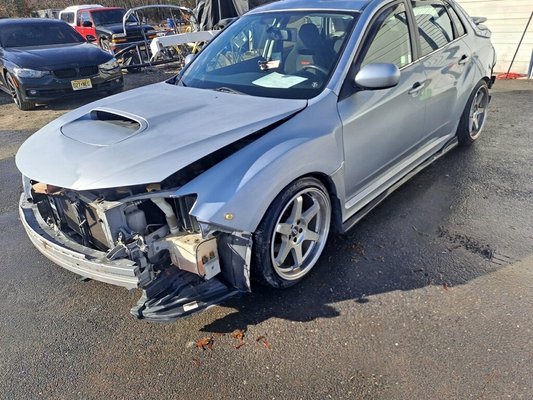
top-left (91, 9), bottom-right (138, 26)
top-left (179, 11), bottom-right (357, 99)
top-left (0, 22), bottom-right (85, 48)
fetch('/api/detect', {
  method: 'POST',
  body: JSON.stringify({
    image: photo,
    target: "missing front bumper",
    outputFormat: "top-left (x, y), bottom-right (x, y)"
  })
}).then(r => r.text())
top-left (19, 193), bottom-right (251, 321)
top-left (19, 193), bottom-right (140, 289)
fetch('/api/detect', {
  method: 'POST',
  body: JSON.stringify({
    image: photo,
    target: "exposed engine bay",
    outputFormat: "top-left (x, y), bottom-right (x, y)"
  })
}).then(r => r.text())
top-left (24, 180), bottom-right (252, 321)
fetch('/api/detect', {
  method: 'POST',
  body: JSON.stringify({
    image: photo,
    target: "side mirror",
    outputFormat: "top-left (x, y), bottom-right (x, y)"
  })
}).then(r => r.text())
top-left (86, 35), bottom-right (97, 43)
top-left (184, 54), bottom-right (195, 67)
top-left (355, 63), bottom-right (400, 90)
top-left (82, 20), bottom-right (93, 28)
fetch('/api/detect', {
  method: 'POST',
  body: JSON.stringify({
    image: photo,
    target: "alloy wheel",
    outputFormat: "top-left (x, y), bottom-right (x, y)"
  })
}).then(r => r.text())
top-left (468, 85), bottom-right (489, 140)
top-left (6, 74), bottom-right (21, 107)
top-left (270, 187), bottom-right (331, 281)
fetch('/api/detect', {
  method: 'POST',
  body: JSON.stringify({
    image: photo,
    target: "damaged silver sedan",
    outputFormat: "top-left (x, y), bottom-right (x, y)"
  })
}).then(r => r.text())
top-left (16, 0), bottom-right (495, 321)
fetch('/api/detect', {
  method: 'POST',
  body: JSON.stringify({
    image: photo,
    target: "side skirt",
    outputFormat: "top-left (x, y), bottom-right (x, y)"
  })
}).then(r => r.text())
top-left (342, 137), bottom-right (458, 233)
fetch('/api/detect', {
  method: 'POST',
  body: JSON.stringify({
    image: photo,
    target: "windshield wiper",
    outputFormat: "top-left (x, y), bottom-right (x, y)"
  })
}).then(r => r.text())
top-left (214, 87), bottom-right (244, 95)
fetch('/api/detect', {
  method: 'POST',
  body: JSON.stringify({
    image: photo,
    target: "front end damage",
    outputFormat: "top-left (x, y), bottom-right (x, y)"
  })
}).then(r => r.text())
top-left (19, 179), bottom-right (252, 322)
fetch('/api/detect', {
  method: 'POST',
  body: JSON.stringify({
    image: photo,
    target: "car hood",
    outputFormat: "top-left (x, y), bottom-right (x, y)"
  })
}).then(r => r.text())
top-left (96, 23), bottom-right (154, 35)
top-left (4, 43), bottom-right (112, 69)
top-left (16, 83), bottom-right (307, 190)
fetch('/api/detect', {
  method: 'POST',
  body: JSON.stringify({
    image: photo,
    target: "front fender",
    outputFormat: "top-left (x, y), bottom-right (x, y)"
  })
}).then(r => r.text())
top-left (175, 91), bottom-right (344, 233)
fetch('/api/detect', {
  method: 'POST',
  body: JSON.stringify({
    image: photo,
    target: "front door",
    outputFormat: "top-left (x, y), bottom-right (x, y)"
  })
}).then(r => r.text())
top-left (338, 1), bottom-right (426, 211)
top-left (77, 10), bottom-right (96, 40)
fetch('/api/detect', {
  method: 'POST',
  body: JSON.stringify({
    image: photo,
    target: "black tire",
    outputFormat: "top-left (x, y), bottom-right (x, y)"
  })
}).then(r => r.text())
top-left (253, 177), bottom-right (331, 289)
top-left (6, 72), bottom-right (35, 110)
top-left (457, 80), bottom-right (490, 146)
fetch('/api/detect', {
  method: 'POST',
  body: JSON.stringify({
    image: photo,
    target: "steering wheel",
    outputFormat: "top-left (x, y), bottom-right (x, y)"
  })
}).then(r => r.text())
top-left (300, 64), bottom-right (328, 76)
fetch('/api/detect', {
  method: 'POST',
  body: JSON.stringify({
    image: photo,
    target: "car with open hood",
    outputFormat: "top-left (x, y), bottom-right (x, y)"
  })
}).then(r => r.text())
top-left (0, 18), bottom-right (123, 110)
top-left (16, 0), bottom-right (495, 321)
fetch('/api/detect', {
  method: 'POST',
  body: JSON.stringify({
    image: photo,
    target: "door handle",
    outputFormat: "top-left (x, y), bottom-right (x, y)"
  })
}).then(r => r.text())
top-left (458, 54), bottom-right (470, 65)
top-left (408, 81), bottom-right (425, 95)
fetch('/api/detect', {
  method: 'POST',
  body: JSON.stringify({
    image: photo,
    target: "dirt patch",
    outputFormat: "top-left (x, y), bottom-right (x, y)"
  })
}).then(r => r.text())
top-left (0, 65), bottom-right (180, 134)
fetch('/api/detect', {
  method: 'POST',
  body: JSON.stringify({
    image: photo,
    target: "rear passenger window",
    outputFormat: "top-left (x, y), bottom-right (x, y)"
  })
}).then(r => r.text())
top-left (413, 1), bottom-right (454, 56)
top-left (447, 5), bottom-right (466, 37)
top-left (361, 3), bottom-right (412, 68)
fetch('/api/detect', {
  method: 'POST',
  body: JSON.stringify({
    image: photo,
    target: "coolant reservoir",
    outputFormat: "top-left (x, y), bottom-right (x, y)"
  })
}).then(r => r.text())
top-left (125, 207), bottom-right (147, 234)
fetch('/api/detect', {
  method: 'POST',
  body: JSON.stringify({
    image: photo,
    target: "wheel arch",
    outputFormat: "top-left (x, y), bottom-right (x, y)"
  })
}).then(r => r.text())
top-left (175, 134), bottom-right (344, 234)
top-left (174, 89), bottom-right (345, 235)
top-left (305, 172), bottom-right (343, 234)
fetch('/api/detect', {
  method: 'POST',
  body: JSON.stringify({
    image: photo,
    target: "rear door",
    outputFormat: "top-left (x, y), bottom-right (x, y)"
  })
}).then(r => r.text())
top-left (338, 1), bottom-right (426, 208)
top-left (411, 0), bottom-right (473, 144)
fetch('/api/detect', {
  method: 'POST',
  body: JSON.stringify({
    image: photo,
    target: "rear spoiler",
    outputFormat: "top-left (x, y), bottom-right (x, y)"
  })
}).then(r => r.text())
top-left (472, 16), bottom-right (487, 25)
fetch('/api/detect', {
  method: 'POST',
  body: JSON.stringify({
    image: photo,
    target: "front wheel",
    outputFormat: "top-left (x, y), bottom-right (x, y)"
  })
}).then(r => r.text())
top-left (99, 38), bottom-right (113, 54)
top-left (457, 80), bottom-right (490, 145)
top-left (6, 72), bottom-right (34, 110)
top-left (253, 177), bottom-right (331, 288)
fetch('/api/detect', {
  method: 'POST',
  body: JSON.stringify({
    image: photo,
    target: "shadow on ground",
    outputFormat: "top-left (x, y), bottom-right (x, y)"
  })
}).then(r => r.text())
top-left (201, 146), bottom-right (521, 333)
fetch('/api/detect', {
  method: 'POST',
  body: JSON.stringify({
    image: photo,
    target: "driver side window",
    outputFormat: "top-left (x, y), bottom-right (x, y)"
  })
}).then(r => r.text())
top-left (361, 3), bottom-right (412, 68)
top-left (79, 11), bottom-right (91, 26)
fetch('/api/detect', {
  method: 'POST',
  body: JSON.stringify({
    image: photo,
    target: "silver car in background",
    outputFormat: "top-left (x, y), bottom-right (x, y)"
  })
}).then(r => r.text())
top-left (16, 0), bottom-right (495, 321)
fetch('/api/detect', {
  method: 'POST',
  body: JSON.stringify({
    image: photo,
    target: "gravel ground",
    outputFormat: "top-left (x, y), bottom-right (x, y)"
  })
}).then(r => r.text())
top-left (0, 75), bottom-right (531, 400)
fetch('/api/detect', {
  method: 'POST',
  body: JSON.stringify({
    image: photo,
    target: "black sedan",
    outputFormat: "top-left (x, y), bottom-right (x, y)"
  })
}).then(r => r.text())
top-left (0, 18), bottom-right (123, 110)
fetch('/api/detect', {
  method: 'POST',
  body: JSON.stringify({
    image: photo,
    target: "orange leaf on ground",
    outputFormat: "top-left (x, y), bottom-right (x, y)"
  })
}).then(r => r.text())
top-left (195, 337), bottom-right (214, 350)
top-left (231, 329), bottom-right (245, 341)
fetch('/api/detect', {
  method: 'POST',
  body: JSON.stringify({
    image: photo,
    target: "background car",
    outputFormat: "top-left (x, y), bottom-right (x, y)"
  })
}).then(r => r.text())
top-left (0, 18), bottom-right (123, 110)
top-left (16, 0), bottom-right (495, 321)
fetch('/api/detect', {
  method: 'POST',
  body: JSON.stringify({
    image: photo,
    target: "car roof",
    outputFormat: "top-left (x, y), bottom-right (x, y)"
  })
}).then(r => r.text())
top-left (60, 5), bottom-right (104, 13)
top-left (0, 18), bottom-right (70, 27)
top-left (89, 7), bottom-right (126, 12)
top-left (247, 0), bottom-right (373, 14)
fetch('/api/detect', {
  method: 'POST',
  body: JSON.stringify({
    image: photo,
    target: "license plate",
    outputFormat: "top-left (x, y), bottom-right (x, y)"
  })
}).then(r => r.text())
top-left (71, 78), bottom-right (92, 91)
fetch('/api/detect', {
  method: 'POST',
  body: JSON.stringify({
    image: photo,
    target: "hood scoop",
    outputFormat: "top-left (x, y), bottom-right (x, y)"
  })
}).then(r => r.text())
top-left (61, 108), bottom-right (146, 146)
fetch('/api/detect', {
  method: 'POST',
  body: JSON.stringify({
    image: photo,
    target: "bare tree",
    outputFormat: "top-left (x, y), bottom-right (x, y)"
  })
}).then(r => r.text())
top-left (3, 0), bottom-right (197, 17)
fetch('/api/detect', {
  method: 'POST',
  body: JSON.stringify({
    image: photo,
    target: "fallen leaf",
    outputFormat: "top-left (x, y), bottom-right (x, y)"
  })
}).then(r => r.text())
top-left (443, 283), bottom-right (449, 291)
top-left (192, 358), bottom-right (201, 366)
top-left (235, 342), bottom-right (246, 349)
top-left (256, 335), bottom-right (271, 350)
top-left (231, 329), bottom-right (245, 341)
top-left (195, 337), bottom-right (214, 350)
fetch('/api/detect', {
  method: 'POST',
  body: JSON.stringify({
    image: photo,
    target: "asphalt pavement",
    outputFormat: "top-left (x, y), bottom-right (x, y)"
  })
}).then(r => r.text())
top-left (0, 79), bottom-right (531, 399)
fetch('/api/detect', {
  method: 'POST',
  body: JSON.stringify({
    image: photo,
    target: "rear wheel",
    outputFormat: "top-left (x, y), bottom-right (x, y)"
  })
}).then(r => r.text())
top-left (253, 177), bottom-right (331, 288)
top-left (6, 72), bottom-right (34, 110)
top-left (457, 80), bottom-right (489, 145)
